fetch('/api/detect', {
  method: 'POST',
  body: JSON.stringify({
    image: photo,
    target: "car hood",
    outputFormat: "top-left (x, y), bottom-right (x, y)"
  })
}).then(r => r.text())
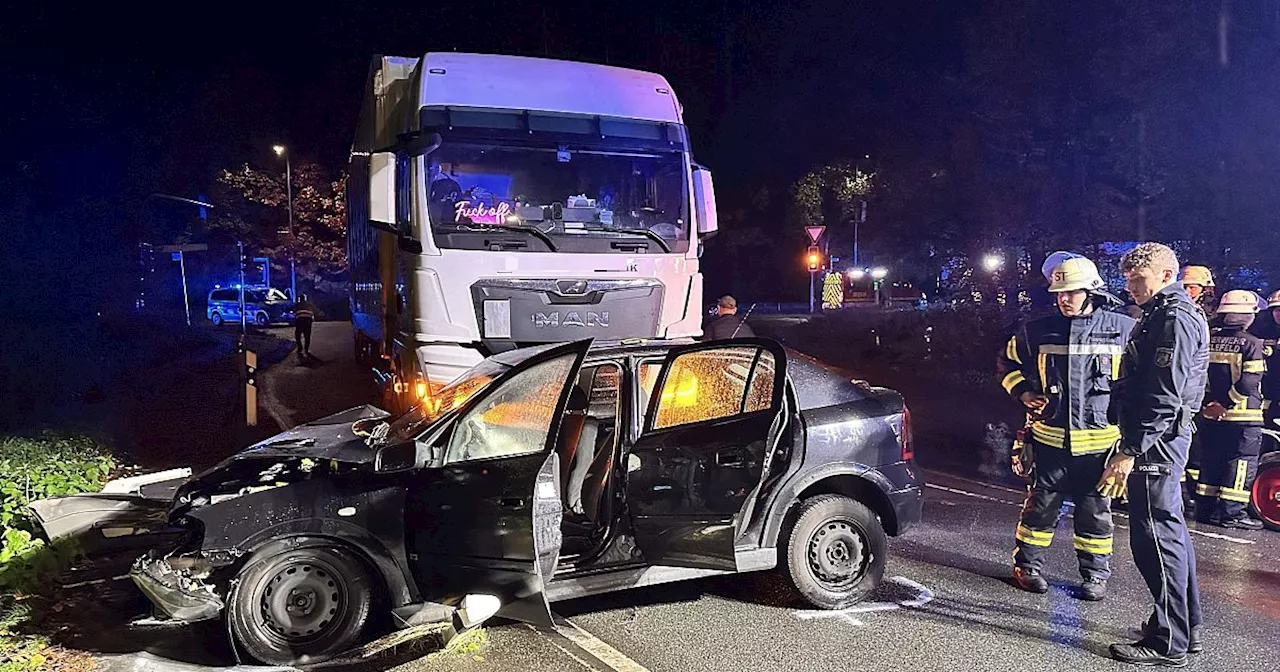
top-left (218, 404), bottom-right (392, 466)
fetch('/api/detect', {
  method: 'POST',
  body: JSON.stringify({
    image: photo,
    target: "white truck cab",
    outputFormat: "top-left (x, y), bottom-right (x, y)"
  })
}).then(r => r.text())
top-left (347, 53), bottom-right (719, 410)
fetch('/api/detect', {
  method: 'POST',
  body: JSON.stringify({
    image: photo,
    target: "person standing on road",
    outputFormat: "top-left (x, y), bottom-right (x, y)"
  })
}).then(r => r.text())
top-left (996, 256), bottom-right (1134, 602)
top-left (703, 295), bottom-right (756, 340)
top-left (293, 293), bottom-right (317, 361)
top-left (1100, 242), bottom-right (1209, 667)
top-left (1252, 290), bottom-right (1280, 429)
top-left (1194, 290), bottom-right (1267, 530)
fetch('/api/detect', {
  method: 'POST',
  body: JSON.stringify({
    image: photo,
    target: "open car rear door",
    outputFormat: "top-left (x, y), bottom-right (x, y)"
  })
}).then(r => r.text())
top-left (625, 339), bottom-right (788, 571)
top-left (406, 340), bottom-right (590, 627)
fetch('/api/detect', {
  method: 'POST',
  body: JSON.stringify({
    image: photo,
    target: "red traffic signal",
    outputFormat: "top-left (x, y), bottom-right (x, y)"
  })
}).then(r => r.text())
top-left (806, 246), bottom-right (821, 271)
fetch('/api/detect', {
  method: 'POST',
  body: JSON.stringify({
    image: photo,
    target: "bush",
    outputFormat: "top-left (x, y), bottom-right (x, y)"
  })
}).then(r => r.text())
top-left (0, 434), bottom-right (114, 671)
top-left (0, 434), bottom-right (115, 593)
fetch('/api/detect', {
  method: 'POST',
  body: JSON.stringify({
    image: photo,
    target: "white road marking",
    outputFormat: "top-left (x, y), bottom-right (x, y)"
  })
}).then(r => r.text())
top-left (553, 618), bottom-right (652, 672)
top-left (792, 575), bottom-right (935, 626)
top-left (888, 575), bottom-right (935, 607)
top-left (926, 480), bottom-right (1256, 546)
top-left (527, 625), bottom-right (601, 671)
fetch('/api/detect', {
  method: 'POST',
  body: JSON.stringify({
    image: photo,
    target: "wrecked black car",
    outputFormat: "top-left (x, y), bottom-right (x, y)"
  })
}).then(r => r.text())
top-left (29, 338), bottom-right (922, 665)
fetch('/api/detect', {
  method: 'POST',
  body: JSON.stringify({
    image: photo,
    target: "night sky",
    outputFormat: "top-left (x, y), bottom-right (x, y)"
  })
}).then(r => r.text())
top-left (6, 1), bottom-right (1277, 315)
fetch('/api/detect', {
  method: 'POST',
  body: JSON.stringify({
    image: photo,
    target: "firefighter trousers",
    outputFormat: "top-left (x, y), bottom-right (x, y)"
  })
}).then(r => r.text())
top-left (1013, 442), bottom-right (1114, 582)
top-left (1128, 449), bottom-right (1203, 657)
top-left (1194, 421), bottom-right (1261, 522)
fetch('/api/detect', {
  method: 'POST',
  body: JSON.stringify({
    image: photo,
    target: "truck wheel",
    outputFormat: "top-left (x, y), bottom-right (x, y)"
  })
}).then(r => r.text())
top-left (228, 546), bottom-right (376, 666)
top-left (1251, 458), bottom-right (1280, 531)
top-left (783, 495), bottom-right (886, 609)
top-left (210, 312), bottom-right (223, 327)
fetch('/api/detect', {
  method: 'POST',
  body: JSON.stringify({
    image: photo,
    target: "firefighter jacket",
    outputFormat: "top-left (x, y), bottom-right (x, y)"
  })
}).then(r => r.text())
top-left (1205, 323), bottom-right (1266, 424)
top-left (1111, 283), bottom-right (1211, 465)
top-left (997, 308), bottom-right (1137, 455)
top-left (1249, 320), bottom-right (1280, 404)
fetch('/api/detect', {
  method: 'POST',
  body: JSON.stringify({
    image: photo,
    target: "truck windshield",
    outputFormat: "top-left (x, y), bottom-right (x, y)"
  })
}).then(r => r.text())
top-left (420, 110), bottom-right (691, 255)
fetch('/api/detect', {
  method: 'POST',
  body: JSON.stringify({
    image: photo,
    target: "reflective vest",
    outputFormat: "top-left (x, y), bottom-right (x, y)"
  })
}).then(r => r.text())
top-left (997, 309), bottom-right (1137, 454)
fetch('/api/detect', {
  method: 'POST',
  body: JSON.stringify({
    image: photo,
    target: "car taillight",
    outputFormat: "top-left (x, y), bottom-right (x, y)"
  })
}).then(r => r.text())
top-left (900, 405), bottom-right (914, 462)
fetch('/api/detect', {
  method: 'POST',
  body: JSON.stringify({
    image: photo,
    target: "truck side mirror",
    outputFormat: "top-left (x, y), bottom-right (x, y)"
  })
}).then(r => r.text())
top-left (369, 152), bottom-right (397, 231)
top-left (693, 166), bottom-right (718, 237)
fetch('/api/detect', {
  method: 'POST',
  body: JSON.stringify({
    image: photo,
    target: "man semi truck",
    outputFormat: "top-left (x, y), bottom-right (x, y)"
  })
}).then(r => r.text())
top-left (347, 52), bottom-right (719, 410)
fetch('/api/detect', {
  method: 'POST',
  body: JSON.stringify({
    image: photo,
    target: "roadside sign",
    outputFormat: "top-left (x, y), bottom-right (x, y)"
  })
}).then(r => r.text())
top-left (805, 226), bottom-right (825, 243)
top-left (171, 252), bottom-right (182, 261)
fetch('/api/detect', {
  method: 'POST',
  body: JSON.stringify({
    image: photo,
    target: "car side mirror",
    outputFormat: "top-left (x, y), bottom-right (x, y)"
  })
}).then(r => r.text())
top-left (373, 439), bottom-right (425, 473)
top-left (693, 166), bottom-right (718, 237)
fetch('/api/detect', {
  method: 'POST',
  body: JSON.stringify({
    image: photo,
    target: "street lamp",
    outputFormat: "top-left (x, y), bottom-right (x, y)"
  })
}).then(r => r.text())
top-left (870, 267), bottom-right (888, 280)
top-left (273, 144), bottom-right (297, 301)
top-left (983, 254), bottom-right (1004, 273)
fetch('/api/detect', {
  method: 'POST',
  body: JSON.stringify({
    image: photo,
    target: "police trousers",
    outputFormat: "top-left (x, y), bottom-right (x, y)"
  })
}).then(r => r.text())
top-left (1128, 450), bottom-right (1203, 656)
top-left (1194, 421), bottom-right (1261, 522)
top-left (1013, 443), bottom-right (1114, 581)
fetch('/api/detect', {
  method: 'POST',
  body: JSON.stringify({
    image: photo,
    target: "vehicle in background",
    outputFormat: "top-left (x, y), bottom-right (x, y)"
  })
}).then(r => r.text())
top-left (346, 52), bottom-right (720, 412)
top-left (207, 286), bottom-right (295, 327)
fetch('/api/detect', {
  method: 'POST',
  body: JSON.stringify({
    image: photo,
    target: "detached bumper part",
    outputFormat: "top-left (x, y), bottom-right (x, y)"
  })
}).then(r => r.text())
top-left (889, 484), bottom-right (924, 534)
top-left (131, 556), bottom-right (225, 622)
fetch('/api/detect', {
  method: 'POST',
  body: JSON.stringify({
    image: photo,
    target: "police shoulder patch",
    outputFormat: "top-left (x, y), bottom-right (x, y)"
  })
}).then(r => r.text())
top-left (1155, 347), bottom-right (1174, 368)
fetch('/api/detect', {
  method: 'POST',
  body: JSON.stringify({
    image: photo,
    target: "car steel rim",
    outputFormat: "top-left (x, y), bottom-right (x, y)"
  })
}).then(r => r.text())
top-left (807, 518), bottom-right (869, 590)
top-left (258, 560), bottom-right (347, 644)
top-left (1254, 468), bottom-right (1280, 527)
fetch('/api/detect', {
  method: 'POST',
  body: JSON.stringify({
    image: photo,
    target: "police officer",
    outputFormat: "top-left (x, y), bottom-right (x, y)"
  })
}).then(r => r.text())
top-left (293, 293), bottom-right (317, 360)
top-left (997, 256), bottom-right (1134, 601)
top-left (1195, 290), bottom-right (1268, 530)
top-left (1102, 243), bottom-right (1209, 667)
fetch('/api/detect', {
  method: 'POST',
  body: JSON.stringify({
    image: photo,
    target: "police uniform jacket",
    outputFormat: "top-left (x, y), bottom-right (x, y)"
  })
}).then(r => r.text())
top-left (998, 307), bottom-right (1136, 454)
top-left (1112, 283), bottom-right (1211, 466)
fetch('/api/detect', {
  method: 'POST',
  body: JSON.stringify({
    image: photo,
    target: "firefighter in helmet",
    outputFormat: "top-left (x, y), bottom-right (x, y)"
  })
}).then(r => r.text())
top-left (996, 256), bottom-right (1136, 600)
top-left (1195, 290), bottom-right (1268, 530)
top-left (1180, 265), bottom-right (1216, 317)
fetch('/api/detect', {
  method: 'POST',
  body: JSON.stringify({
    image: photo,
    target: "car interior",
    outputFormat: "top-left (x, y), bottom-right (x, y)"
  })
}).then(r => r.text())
top-left (556, 362), bottom-right (622, 558)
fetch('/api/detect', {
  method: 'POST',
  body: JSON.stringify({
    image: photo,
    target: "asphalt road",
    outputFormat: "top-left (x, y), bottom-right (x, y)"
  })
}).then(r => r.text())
top-left (244, 324), bottom-right (1280, 671)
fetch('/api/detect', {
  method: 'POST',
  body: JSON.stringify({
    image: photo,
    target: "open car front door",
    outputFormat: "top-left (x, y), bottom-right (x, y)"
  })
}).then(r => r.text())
top-left (626, 338), bottom-right (788, 571)
top-left (406, 340), bottom-right (590, 627)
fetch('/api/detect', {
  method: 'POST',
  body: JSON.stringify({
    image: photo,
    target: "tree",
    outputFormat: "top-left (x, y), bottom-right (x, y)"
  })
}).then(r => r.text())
top-left (210, 162), bottom-right (347, 281)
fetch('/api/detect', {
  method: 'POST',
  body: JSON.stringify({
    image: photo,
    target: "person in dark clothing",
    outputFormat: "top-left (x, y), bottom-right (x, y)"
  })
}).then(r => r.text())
top-left (702, 295), bottom-right (755, 340)
top-left (996, 256), bottom-right (1133, 602)
top-left (1195, 290), bottom-right (1267, 530)
top-left (1102, 243), bottom-right (1209, 667)
top-left (293, 293), bottom-right (317, 360)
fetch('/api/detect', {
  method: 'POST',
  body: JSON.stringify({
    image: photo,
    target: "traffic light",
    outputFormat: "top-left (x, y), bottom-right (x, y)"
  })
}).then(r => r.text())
top-left (806, 246), bottom-right (821, 271)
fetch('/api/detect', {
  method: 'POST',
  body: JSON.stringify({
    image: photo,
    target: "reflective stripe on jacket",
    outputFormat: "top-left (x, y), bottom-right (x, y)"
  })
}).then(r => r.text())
top-left (1205, 325), bottom-right (1266, 424)
top-left (996, 308), bottom-right (1136, 454)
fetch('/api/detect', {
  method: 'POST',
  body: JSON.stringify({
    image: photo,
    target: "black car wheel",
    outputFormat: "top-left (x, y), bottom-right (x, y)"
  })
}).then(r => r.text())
top-left (255, 311), bottom-right (271, 326)
top-left (228, 546), bottom-right (376, 665)
top-left (210, 312), bottom-right (223, 326)
top-left (784, 495), bottom-right (886, 609)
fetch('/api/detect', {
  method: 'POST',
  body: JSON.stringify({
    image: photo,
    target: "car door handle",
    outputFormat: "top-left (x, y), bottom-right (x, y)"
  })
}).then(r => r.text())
top-left (500, 497), bottom-right (526, 509)
top-left (716, 449), bottom-right (746, 467)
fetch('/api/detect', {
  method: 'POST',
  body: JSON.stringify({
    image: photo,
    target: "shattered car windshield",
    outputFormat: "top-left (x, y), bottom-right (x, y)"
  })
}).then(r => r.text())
top-left (385, 360), bottom-right (510, 441)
